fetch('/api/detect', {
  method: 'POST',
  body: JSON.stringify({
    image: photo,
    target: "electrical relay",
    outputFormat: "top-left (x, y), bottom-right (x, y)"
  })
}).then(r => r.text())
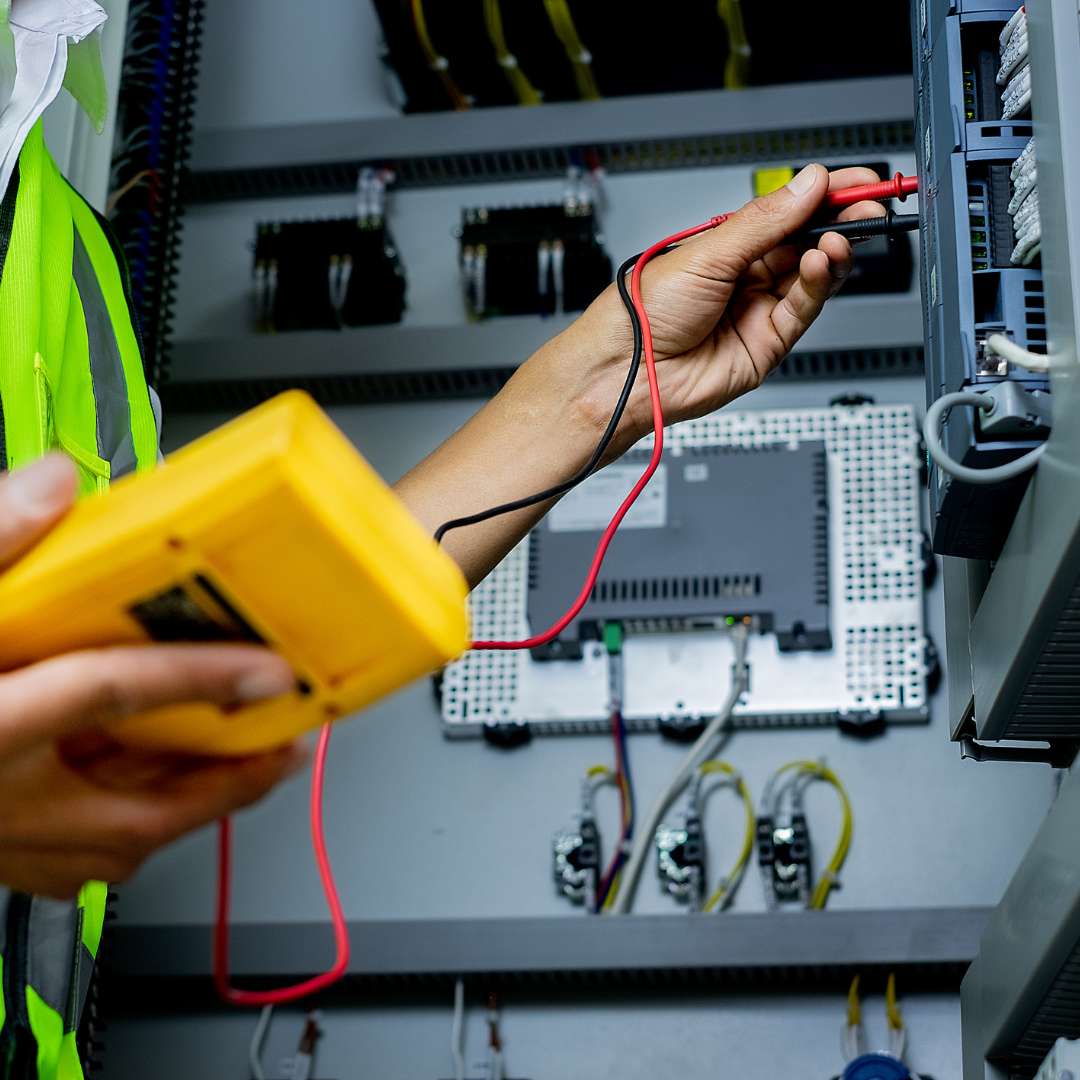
top-left (0, 392), bottom-right (469, 754)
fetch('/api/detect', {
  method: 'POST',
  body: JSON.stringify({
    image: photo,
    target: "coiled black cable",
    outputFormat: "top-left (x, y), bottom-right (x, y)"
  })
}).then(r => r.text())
top-left (434, 247), bottom-right (675, 543)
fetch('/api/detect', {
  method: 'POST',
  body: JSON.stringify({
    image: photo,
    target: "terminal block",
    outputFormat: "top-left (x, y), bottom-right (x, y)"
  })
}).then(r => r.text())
top-left (757, 813), bottom-right (812, 909)
top-left (912, 0), bottom-right (1049, 559)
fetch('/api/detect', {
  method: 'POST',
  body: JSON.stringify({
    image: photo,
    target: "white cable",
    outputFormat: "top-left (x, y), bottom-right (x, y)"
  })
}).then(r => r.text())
top-left (551, 240), bottom-right (565, 315)
top-left (986, 334), bottom-right (1049, 372)
top-left (451, 979), bottom-right (466, 1080)
top-left (999, 4), bottom-right (1026, 50)
top-left (609, 625), bottom-right (749, 915)
top-left (924, 391), bottom-right (1046, 484)
top-left (248, 1005), bottom-right (273, 1080)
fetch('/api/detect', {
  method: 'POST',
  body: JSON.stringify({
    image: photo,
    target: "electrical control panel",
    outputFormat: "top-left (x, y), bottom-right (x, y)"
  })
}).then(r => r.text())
top-left (441, 403), bottom-right (930, 738)
top-left (913, 0), bottom-right (1049, 559)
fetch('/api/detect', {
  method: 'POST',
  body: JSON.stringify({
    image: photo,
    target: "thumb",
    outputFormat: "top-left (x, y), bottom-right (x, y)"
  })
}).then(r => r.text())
top-left (0, 454), bottom-right (78, 570)
top-left (708, 163), bottom-right (830, 269)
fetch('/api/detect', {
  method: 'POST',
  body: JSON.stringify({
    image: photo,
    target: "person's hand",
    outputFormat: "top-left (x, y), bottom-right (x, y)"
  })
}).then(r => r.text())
top-left (0, 455), bottom-right (306, 898)
top-left (557, 164), bottom-right (887, 450)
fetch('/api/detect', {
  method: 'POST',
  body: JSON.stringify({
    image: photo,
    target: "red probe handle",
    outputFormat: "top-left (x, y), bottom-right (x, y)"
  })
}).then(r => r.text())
top-left (825, 172), bottom-right (919, 209)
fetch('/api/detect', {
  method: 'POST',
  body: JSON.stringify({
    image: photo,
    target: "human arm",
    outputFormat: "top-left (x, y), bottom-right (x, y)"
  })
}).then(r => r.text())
top-left (0, 455), bottom-right (306, 898)
top-left (395, 164), bottom-right (886, 585)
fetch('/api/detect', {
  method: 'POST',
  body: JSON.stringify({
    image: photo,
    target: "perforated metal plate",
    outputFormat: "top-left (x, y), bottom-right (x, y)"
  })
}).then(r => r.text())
top-left (441, 404), bottom-right (928, 737)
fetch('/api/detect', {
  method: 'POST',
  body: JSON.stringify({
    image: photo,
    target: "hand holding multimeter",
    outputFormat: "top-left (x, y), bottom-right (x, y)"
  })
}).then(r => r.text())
top-left (0, 452), bottom-right (305, 899)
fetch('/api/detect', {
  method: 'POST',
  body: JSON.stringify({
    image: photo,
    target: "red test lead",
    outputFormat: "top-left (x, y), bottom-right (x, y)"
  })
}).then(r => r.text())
top-left (825, 172), bottom-right (919, 209)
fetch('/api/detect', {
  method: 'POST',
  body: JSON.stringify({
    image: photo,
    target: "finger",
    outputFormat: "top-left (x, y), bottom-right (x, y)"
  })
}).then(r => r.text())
top-left (0, 847), bottom-right (143, 899)
top-left (0, 455), bottom-right (78, 569)
top-left (0, 644), bottom-right (297, 753)
top-left (817, 231), bottom-right (855, 282)
top-left (836, 199), bottom-right (887, 222)
top-left (115, 745), bottom-right (309, 853)
top-left (769, 247), bottom-right (842, 353)
top-left (826, 166), bottom-right (886, 192)
top-left (1, 743), bottom-right (305, 856)
top-left (686, 163), bottom-right (831, 274)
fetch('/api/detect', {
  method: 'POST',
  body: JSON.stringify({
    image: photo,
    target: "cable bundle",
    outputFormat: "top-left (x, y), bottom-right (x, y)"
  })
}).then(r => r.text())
top-left (997, 6), bottom-right (1031, 120)
top-left (108, 0), bottom-right (206, 387)
top-left (1008, 136), bottom-right (1041, 265)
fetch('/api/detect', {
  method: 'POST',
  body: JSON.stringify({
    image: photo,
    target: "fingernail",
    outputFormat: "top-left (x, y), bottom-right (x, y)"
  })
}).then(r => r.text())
top-left (786, 165), bottom-right (819, 197)
top-left (5, 455), bottom-right (75, 516)
top-left (235, 663), bottom-right (298, 703)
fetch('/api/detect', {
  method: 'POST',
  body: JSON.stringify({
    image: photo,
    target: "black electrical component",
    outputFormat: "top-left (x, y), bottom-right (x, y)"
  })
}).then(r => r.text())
top-left (553, 816), bottom-right (602, 907)
top-left (757, 813), bottom-right (813, 909)
top-left (656, 814), bottom-right (707, 907)
top-left (460, 204), bottom-right (612, 319)
top-left (252, 218), bottom-right (406, 332)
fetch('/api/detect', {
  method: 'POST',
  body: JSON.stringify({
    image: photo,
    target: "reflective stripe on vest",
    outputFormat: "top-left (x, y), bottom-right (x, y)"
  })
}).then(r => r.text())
top-left (0, 120), bottom-right (159, 1079)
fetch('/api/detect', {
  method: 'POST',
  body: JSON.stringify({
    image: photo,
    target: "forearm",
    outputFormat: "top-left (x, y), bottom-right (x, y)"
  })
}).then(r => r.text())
top-left (394, 313), bottom-right (631, 587)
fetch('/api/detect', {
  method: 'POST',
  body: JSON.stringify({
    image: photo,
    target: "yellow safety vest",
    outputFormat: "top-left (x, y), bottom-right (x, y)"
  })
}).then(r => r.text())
top-left (0, 120), bottom-right (158, 1080)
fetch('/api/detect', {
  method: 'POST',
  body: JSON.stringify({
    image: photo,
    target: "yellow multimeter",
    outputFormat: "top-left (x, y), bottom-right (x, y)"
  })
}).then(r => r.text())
top-left (0, 391), bottom-right (470, 755)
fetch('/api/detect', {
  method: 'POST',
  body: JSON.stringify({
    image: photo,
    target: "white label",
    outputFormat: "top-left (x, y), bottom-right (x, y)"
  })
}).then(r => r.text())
top-left (930, 263), bottom-right (938, 306)
top-left (920, 0), bottom-right (927, 34)
top-left (683, 462), bottom-right (709, 483)
top-left (549, 464), bottom-right (667, 532)
top-left (924, 124), bottom-right (932, 168)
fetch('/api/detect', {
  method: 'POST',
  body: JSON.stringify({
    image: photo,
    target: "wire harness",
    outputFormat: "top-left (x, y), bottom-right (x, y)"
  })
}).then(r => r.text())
top-left (1008, 136), bottom-right (1041, 265)
top-left (608, 623), bottom-right (750, 914)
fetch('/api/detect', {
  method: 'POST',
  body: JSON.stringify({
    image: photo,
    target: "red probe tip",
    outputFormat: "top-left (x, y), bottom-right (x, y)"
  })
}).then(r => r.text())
top-left (824, 172), bottom-right (919, 209)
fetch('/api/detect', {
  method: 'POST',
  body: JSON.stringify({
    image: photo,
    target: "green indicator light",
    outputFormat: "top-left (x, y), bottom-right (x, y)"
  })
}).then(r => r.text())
top-left (725, 616), bottom-right (736, 626)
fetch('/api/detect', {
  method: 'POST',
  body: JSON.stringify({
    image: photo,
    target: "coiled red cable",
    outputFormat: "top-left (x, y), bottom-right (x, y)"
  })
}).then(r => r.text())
top-left (213, 213), bottom-right (732, 1006)
top-left (215, 723), bottom-right (350, 1006)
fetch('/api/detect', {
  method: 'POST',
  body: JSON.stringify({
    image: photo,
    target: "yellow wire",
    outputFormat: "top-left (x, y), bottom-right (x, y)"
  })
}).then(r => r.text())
top-left (766, 760), bottom-right (854, 910)
top-left (586, 764), bottom-right (613, 780)
top-left (699, 761), bottom-right (756, 913)
top-left (846, 975), bottom-right (862, 1027)
top-left (716, 0), bottom-right (751, 88)
top-left (542, 0), bottom-right (601, 100)
top-left (483, 0), bottom-right (542, 105)
top-left (885, 973), bottom-right (903, 1031)
top-left (410, 0), bottom-right (471, 110)
top-left (807, 764), bottom-right (853, 910)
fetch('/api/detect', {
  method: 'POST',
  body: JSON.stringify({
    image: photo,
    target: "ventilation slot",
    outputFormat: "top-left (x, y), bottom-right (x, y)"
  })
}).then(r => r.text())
top-left (161, 349), bottom-right (924, 410)
top-left (591, 575), bottom-right (760, 604)
top-left (1006, 568), bottom-right (1080, 739)
top-left (188, 122), bottom-right (914, 202)
top-left (1007, 938), bottom-right (1080, 1076)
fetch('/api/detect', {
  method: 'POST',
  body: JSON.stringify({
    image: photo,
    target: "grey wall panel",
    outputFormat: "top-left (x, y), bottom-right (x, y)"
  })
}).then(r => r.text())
top-left (107, 989), bottom-right (963, 1080)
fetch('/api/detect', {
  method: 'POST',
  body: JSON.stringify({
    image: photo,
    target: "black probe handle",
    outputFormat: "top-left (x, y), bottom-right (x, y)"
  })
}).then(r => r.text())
top-left (798, 211), bottom-right (920, 242)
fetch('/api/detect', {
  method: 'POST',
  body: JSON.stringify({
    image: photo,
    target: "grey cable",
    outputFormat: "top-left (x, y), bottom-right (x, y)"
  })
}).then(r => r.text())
top-left (609, 624), bottom-right (750, 915)
top-left (924, 391), bottom-right (1046, 485)
top-left (451, 979), bottom-right (466, 1080)
top-left (248, 1005), bottom-right (273, 1080)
